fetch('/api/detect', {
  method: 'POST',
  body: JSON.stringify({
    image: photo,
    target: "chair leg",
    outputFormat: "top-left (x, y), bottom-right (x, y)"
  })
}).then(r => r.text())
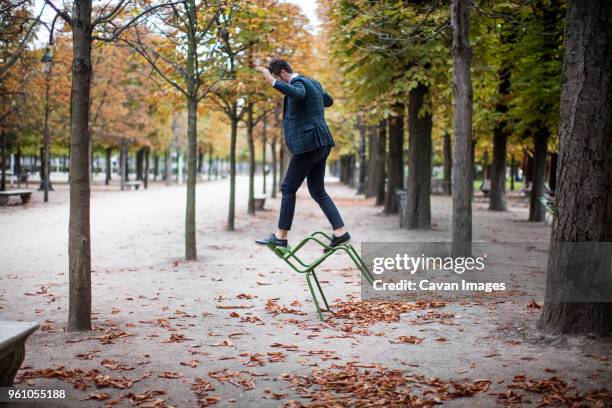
top-left (311, 270), bottom-right (330, 312)
top-left (306, 272), bottom-right (324, 321)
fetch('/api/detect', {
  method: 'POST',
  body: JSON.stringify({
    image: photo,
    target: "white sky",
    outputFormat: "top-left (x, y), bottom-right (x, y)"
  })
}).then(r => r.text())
top-left (284, 0), bottom-right (320, 32)
top-left (32, 0), bottom-right (320, 44)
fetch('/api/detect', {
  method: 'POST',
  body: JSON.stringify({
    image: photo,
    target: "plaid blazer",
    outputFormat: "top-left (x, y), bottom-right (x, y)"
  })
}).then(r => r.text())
top-left (273, 75), bottom-right (335, 154)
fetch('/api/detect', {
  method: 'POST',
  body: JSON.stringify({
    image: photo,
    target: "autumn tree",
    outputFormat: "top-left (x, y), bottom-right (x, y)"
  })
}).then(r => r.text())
top-left (44, 0), bottom-right (176, 331)
top-left (327, 0), bottom-right (449, 224)
top-left (123, 0), bottom-right (225, 259)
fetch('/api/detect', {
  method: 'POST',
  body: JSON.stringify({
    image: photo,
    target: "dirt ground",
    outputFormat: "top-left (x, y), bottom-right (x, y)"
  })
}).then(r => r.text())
top-left (1, 176), bottom-right (610, 407)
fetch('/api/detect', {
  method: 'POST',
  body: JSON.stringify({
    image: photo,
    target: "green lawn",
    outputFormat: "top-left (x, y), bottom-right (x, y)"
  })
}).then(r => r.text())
top-left (473, 179), bottom-right (525, 192)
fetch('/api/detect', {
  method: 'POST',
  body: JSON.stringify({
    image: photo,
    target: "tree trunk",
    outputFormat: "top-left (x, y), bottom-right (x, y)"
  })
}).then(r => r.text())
top-left (227, 108), bottom-right (238, 230)
top-left (271, 136), bottom-right (277, 199)
top-left (15, 144), bottom-right (21, 183)
top-left (164, 147), bottom-right (170, 183)
top-left (348, 154), bottom-right (356, 188)
top-left (197, 147), bottom-right (203, 175)
top-left (88, 136), bottom-right (93, 181)
top-left (136, 147), bottom-right (144, 180)
top-left (404, 84), bottom-right (432, 229)
top-left (105, 147), bottom-right (111, 185)
top-left (524, 151), bottom-right (533, 186)
top-left (356, 115), bottom-right (367, 194)
top-left (43, 64), bottom-right (52, 202)
top-left (0, 132), bottom-right (6, 191)
top-left (246, 104), bottom-right (255, 215)
top-left (384, 104), bottom-right (404, 214)
top-left (120, 142), bottom-right (127, 190)
top-left (144, 147), bottom-right (149, 189)
top-left (39, 147), bottom-right (44, 189)
top-left (510, 154), bottom-right (515, 191)
top-left (207, 146), bottom-right (213, 181)
top-left (443, 131), bottom-right (452, 195)
top-left (153, 152), bottom-right (159, 181)
top-left (262, 111), bottom-right (267, 195)
top-left (184, 5), bottom-right (198, 260)
top-left (451, 0), bottom-right (473, 256)
top-left (366, 124), bottom-right (378, 198)
top-left (375, 119), bottom-right (387, 206)
top-left (548, 152), bottom-right (558, 192)
top-left (68, 0), bottom-right (93, 331)
top-left (539, 0), bottom-right (612, 336)
top-left (125, 149), bottom-right (130, 181)
top-left (528, 127), bottom-right (548, 222)
top-left (489, 66), bottom-right (511, 211)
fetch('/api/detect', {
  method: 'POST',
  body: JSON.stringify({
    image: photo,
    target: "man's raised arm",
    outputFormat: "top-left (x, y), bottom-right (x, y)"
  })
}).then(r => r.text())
top-left (255, 66), bottom-right (307, 101)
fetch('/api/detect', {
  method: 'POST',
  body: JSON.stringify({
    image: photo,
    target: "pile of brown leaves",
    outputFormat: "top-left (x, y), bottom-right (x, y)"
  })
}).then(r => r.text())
top-left (506, 375), bottom-right (612, 406)
top-left (280, 363), bottom-right (491, 408)
top-left (18, 366), bottom-right (144, 391)
top-left (266, 299), bottom-right (307, 316)
top-left (330, 300), bottom-right (447, 328)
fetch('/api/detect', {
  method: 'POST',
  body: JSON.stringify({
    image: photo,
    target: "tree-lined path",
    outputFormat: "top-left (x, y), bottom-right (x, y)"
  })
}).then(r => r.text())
top-left (2, 178), bottom-right (610, 406)
top-left (2, 0), bottom-right (611, 406)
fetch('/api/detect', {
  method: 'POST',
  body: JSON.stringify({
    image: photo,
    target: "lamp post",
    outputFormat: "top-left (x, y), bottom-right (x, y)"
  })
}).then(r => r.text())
top-left (39, 46), bottom-right (54, 199)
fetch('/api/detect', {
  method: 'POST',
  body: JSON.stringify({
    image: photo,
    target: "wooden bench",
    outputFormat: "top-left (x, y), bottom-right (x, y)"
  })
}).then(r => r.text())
top-left (254, 195), bottom-right (267, 210)
top-left (125, 181), bottom-right (142, 190)
top-left (0, 321), bottom-right (39, 386)
top-left (0, 189), bottom-right (33, 206)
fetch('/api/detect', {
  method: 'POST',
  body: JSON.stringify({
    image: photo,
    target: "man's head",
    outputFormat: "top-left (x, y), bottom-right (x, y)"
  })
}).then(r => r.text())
top-left (268, 59), bottom-right (293, 83)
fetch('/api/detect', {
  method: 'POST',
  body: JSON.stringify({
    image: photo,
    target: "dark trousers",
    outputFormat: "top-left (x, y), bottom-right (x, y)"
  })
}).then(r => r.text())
top-left (278, 146), bottom-right (345, 231)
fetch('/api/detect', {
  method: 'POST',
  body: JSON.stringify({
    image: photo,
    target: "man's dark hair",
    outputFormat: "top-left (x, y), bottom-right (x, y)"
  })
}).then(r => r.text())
top-left (268, 59), bottom-right (293, 76)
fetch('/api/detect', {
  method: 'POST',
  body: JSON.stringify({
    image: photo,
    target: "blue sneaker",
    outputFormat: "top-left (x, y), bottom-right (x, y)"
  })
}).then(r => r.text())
top-left (255, 234), bottom-right (288, 247)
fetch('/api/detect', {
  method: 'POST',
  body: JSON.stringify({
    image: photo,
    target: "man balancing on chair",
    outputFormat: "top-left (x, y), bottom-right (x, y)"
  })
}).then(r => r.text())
top-left (254, 59), bottom-right (350, 249)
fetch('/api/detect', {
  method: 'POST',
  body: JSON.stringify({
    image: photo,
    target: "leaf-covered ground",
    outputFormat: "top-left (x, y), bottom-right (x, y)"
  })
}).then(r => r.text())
top-left (1, 177), bottom-right (610, 407)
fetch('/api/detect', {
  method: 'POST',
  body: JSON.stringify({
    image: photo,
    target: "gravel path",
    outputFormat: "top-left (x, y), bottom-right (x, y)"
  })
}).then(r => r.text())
top-left (1, 176), bottom-right (610, 407)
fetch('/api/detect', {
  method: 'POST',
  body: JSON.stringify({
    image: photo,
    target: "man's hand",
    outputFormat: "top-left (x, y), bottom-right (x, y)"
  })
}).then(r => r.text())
top-left (256, 67), bottom-right (275, 85)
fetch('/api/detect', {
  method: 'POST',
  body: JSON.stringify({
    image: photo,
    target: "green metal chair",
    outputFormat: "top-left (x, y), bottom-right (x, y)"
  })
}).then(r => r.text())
top-left (266, 231), bottom-right (375, 321)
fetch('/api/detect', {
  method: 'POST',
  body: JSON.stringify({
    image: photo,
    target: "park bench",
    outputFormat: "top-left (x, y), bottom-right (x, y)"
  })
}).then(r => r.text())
top-left (254, 194), bottom-right (267, 210)
top-left (539, 194), bottom-right (555, 225)
top-left (125, 180), bottom-right (142, 190)
top-left (0, 321), bottom-right (39, 386)
top-left (431, 179), bottom-right (449, 195)
top-left (266, 231), bottom-right (374, 320)
top-left (0, 189), bottom-right (33, 206)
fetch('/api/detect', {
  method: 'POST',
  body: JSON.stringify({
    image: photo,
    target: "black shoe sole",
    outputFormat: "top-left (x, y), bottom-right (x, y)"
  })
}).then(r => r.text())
top-left (255, 240), bottom-right (287, 247)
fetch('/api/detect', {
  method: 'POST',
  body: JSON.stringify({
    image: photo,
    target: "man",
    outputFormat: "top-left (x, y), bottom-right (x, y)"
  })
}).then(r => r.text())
top-left (255, 59), bottom-right (350, 248)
